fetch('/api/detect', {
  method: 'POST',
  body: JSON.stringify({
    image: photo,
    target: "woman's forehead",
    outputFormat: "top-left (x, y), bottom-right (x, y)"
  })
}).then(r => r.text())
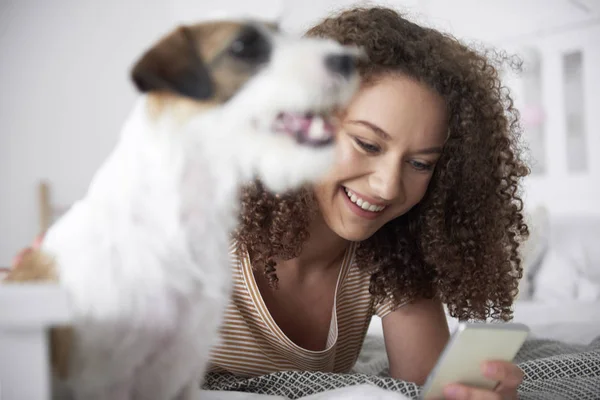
top-left (344, 75), bottom-right (447, 145)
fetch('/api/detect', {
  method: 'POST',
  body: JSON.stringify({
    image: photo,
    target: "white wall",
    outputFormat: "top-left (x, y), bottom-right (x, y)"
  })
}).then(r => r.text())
top-left (1, 1), bottom-right (169, 266)
top-left (1, 0), bottom-right (598, 265)
top-left (413, 1), bottom-right (600, 217)
top-left (512, 23), bottom-right (600, 216)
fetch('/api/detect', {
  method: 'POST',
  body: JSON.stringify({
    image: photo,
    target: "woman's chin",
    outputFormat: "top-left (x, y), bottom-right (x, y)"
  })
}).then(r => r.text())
top-left (334, 226), bottom-right (379, 243)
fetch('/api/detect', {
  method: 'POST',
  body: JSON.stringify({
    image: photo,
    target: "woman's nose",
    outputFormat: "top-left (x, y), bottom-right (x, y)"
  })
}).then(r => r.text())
top-left (369, 165), bottom-right (404, 203)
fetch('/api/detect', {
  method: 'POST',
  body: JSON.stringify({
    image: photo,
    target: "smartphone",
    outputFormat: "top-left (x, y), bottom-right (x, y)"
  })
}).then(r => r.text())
top-left (420, 322), bottom-right (529, 399)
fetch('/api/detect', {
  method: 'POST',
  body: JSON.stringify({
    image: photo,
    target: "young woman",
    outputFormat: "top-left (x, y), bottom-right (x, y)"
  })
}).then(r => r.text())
top-left (12, 6), bottom-right (529, 400)
top-left (209, 6), bottom-right (529, 400)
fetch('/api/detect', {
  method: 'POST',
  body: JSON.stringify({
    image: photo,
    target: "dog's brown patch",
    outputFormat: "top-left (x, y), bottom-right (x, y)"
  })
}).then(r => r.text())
top-left (133, 21), bottom-right (272, 123)
top-left (192, 21), bottom-right (248, 64)
top-left (4, 250), bottom-right (73, 379)
top-left (190, 22), bottom-right (262, 101)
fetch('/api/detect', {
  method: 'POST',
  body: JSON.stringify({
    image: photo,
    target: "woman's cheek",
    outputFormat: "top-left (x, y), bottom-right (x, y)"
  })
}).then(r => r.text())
top-left (335, 138), bottom-right (361, 168)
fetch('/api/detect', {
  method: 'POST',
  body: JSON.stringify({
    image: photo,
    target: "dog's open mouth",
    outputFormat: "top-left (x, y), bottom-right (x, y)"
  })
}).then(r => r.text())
top-left (272, 112), bottom-right (336, 147)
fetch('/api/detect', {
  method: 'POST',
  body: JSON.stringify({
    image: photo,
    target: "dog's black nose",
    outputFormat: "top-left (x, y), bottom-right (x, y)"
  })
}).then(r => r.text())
top-left (325, 54), bottom-right (356, 78)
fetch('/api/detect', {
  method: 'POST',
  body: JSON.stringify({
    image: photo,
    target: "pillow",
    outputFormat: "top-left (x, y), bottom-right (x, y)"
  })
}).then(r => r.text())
top-left (531, 247), bottom-right (579, 302)
top-left (532, 215), bottom-right (600, 302)
top-left (517, 205), bottom-right (550, 299)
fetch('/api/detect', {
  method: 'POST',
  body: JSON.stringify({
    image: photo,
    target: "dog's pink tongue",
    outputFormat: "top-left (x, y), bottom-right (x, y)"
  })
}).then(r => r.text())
top-left (276, 112), bottom-right (335, 145)
top-left (280, 113), bottom-right (312, 133)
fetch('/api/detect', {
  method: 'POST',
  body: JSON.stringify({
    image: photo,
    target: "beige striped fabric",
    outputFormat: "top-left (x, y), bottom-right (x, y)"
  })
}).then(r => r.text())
top-left (208, 241), bottom-right (395, 377)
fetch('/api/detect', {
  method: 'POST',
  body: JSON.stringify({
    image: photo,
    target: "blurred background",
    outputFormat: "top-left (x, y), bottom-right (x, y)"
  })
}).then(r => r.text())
top-left (1, 1), bottom-right (599, 303)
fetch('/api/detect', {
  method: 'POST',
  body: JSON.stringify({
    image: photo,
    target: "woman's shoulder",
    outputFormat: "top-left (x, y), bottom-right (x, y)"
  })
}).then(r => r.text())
top-left (338, 246), bottom-right (379, 310)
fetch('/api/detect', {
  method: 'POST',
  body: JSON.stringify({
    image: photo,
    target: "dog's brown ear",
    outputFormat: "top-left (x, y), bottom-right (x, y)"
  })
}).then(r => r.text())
top-left (131, 26), bottom-right (214, 100)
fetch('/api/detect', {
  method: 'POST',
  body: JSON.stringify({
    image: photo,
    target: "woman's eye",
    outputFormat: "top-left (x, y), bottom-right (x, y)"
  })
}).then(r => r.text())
top-left (354, 138), bottom-right (380, 154)
top-left (409, 160), bottom-right (434, 172)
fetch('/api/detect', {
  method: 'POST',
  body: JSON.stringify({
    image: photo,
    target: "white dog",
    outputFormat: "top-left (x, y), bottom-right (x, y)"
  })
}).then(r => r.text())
top-left (5, 20), bottom-right (362, 400)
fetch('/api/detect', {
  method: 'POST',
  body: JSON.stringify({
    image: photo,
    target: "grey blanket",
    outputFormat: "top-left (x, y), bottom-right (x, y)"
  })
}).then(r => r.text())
top-left (203, 335), bottom-right (600, 399)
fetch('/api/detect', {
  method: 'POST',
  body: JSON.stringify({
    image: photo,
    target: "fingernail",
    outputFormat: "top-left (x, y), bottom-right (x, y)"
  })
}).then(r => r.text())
top-left (485, 364), bottom-right (497, 376)
top-left (443, 385), bottom-right (464, 399)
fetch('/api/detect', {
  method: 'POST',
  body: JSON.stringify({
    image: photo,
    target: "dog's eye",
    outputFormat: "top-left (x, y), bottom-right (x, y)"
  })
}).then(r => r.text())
top-left (229, 26), bottom-right (271, 63)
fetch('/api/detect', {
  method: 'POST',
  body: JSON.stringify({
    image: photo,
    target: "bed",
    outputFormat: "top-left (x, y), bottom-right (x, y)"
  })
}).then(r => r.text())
top-left (1, 208), bottom-right (599, 400)
top-left (200, 302), bottom-right (600, 400)
top-left (201, 210), bottom-right (600, 399)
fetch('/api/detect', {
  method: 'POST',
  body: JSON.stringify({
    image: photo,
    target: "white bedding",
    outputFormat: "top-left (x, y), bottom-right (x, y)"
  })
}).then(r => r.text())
top-left (511, 300), bottom-right (600, 344)
top-left (446, 300), bottom-right (600, 345)
top-left (360, 298), bottom-right (600, 380)
top-left (202, 386), bottom-right (409, 400)
top-left (365, 301), bottom-right (600, 351)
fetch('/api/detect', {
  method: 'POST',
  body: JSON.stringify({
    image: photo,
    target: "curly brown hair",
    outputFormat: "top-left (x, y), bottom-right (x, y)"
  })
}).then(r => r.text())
top-left (234, 6), bottom-right (530, 321)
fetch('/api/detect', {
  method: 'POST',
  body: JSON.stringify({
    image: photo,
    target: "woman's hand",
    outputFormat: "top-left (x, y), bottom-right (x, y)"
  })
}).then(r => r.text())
top-left (443, 360), bottom-right (524, 399)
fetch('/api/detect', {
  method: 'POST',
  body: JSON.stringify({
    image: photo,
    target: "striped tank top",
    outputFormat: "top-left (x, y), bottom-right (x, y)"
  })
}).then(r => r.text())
top-left (208, 241), bottom-right (395, 377)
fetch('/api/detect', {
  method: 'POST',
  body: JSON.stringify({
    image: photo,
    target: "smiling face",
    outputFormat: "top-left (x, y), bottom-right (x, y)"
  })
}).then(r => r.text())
top-left (313, 73), bottom-right (448, 241)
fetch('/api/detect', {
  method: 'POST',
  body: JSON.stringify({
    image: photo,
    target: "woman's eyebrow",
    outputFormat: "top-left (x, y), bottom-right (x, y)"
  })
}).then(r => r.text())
top-left (412, 146), bottom-right (444, 155)
top-left (347, 120), bottom-right (391, 140)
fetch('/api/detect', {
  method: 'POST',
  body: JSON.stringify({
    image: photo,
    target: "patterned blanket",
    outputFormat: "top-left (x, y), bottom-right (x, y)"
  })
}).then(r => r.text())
top-left (203, 335), bottom-right (600, 400)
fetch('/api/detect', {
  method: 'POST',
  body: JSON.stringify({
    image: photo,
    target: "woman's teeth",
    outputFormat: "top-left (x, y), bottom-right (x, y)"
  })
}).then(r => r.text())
top-left (344, 188), bottom-right (386, 213)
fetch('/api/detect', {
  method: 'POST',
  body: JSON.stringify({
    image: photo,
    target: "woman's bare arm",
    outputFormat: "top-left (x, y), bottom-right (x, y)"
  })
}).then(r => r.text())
top-left (381, 297), bottom-right (449, 385)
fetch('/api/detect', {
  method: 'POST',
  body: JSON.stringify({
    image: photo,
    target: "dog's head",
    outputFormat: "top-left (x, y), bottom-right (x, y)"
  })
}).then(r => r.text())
top-left (132, 20), bottom-right (361, 192)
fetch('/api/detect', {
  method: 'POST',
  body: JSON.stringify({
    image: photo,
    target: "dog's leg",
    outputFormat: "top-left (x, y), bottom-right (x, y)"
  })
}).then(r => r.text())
top-left (132, 333), bottom-right (210, 400)
top-left (132, 306), bottom-right (222, 400)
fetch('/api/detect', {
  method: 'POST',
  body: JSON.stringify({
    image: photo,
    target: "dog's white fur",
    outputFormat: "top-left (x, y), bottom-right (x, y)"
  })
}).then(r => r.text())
top-left (39, 22), bottom-right (360, 400)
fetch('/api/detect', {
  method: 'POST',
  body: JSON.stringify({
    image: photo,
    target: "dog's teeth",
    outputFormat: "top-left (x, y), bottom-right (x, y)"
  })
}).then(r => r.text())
top-left (308, 116), bottom-right (326, 140)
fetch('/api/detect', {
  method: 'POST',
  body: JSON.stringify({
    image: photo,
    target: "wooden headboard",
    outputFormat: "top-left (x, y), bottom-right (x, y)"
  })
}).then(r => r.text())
top-left (37, 181), bottom-right (70, 233)
top-left (1, 181), bottom-right (63, 275)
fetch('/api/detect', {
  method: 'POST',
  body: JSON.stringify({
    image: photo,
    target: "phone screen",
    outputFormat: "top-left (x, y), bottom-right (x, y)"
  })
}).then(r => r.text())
top-left (421, 322), bottom-right (529, 399)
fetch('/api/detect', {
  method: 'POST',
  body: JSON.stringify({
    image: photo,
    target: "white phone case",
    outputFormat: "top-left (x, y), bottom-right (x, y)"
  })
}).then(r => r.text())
top-left (420, 322), bottom-right (530, 399)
